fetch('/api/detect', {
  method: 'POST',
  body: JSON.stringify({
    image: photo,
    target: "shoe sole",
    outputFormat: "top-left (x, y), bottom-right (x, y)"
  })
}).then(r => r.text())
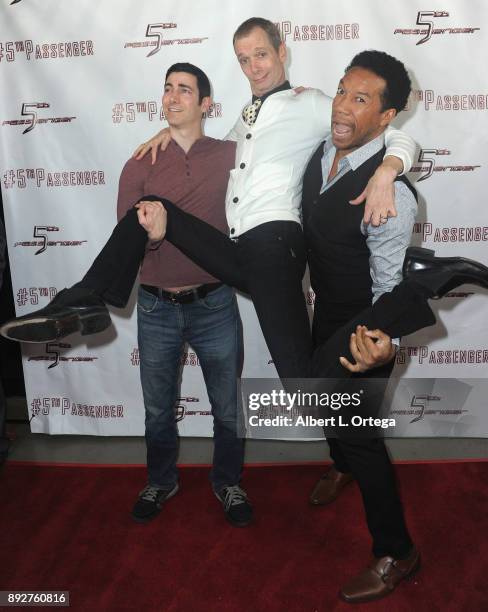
top-left (0, 310), bottom-right (111, 343)
top-left (131, 483), bottom-right (179, 524)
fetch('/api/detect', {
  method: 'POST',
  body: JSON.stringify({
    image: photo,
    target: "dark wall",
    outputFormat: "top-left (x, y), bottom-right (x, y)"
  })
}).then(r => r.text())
top-left (0, 187), bottom-right (25, 397)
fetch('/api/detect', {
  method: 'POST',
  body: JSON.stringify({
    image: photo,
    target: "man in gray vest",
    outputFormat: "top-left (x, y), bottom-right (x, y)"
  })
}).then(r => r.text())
top-left (301, 50), bottom-right (420, 604)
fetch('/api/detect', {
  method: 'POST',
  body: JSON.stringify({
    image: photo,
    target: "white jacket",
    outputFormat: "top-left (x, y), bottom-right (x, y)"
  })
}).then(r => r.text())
top-left (225, 88), bottom-right (414, 237)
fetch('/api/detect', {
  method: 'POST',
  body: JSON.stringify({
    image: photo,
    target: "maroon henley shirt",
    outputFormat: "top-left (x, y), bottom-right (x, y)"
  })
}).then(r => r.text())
top-left (117, 136), bottom-right (236, 288)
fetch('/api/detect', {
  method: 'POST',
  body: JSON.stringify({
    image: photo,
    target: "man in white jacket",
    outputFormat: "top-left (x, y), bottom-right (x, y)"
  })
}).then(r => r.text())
top-left (132, 17), bottom-right (416, 381)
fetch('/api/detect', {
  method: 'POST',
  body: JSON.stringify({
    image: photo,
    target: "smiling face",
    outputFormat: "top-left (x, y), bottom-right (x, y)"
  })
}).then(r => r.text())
top-left (331, 66), bottom-right (396, 156)
top-left (233, 26), bottom-right (287, 97)
top-left (162, 71), bottom-right (210, 129)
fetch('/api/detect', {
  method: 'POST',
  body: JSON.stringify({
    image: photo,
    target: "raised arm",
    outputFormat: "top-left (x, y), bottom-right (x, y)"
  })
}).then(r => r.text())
top-left (350, 127), bottom-right (416, 226)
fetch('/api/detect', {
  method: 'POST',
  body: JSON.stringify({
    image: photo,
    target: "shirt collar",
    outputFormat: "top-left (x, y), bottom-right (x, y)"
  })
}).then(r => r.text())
top-left (324, 132), bottom-right (386, 172)
top-left (169, 135), bottom-right (213, 156)
top-left (252, 80), bottom-right (291, 104)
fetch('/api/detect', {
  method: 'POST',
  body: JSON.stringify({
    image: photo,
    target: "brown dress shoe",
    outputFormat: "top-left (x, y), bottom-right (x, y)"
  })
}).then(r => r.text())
top-left (340, 547), bottom-right (420, 603)
top-left (309, 466), bottom-right (354, 505)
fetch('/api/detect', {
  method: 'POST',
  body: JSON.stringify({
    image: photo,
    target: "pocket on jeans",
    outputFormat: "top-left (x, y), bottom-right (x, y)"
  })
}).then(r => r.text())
top-left (201, 285), bottom-right (234, 310)
top-left (137, 287), bottom-right (159, 313)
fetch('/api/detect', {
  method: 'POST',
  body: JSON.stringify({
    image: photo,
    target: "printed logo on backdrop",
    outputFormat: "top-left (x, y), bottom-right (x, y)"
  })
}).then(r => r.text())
top-left (174, 397), bottom-right (210, 422)
top-left (14, 226), bottom-right (87, 255)
top-left (397, 346), bottom-right (488, 366)
top-left (3, 168), bottom-right (106, 190)
top-left (27, 343), bottom-right (98, 369)
top-left (13, 226), bottom-right (86, 255)
top-left (112, 100), bottom-right (222, 124)
top-left (130, 349), bottom-right (201, 367)
top-left (130, 348), bottom-right (140, 366)
top-left (406, 90), bottom-right (488, 112)
top-left (124, 23), bottom-right (208, 57)
top-left (276, 20), bottom-right (359, 42)
top-left (409, 149), bottom-right (481, 182)
top-left (412, 222), bottom-right (488, 245)
top-left (0, 38), bottom-right (93, 62)
top-left (394, 11), bottom-right (480, 45)
top-left (30, 397), bottom-right (124, 421)
top-left (181, 351), bottom-right (200, 367)
top-left (389, 394), bottom-right (468, 423)
top-left (17, 286), bottom-right (57, 308)
top-left (2, 103), bottom-right (76, 133)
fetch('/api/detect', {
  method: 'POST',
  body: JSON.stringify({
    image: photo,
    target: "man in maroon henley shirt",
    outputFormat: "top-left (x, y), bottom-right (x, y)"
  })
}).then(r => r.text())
top-left (120, 63), bottom-right (251, 528)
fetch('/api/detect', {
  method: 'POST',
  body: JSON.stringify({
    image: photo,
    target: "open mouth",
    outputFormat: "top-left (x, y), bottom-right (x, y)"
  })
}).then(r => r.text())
top-left (332, 121), bottom-right (353, 138)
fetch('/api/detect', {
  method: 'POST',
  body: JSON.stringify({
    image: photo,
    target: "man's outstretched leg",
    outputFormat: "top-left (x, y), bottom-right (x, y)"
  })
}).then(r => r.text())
top-left (309, 247), bottom-right (488, 379)
top-left (0, 196), bottom-right (247, 344)
top-left (0, 207), bottom-right (148, 342)
top-left (2, 195), bottom-right (488, 347)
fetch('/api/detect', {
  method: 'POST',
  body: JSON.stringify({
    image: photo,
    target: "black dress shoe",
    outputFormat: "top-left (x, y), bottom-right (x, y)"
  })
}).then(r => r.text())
top-left (0, 287), bottom-right (111, 343)
top-left (403, 246), bottom-right (488, 298)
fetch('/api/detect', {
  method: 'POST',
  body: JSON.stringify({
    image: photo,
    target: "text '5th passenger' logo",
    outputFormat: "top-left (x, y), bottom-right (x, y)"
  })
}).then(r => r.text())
top-left (27, 342), bottom-right (98, 369)
top-left (410, 149), bottom-right (481, 182)
top-left (124, 23), bottom-right (208, 57)
top-left (394, 11), bottom-right (480, 45)
top-left (14, 226), bottom-right (87, 254)
top-left (2, 103), bottom-right (76, 134)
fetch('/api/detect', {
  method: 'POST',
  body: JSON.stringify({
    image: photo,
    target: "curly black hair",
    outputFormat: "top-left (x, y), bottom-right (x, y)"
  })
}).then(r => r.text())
top-left (345, 50), bottom-right (411, 113)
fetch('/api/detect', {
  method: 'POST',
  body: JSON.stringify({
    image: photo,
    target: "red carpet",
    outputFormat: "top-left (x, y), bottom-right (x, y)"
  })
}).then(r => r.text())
top-left (1, 461), bottom-right (487, 611)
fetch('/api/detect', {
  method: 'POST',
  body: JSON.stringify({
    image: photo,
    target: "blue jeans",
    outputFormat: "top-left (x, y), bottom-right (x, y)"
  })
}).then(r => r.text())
top-left (137, 284), bottom-right (244, 491)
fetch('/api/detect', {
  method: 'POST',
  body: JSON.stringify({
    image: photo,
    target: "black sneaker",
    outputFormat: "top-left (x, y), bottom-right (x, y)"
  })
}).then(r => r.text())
top-left (215, 485), bottom-right (253, 527)
top-left (131, 483), bottom-right (179, 523)
top-left (0, 287), bottom-right (111, 343)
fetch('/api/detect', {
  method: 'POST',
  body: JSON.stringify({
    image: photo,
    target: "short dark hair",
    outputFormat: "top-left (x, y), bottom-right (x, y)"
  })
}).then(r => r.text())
top-left (165, 62), bottom-right (211, 103)
top-left (345, 50), bottom-right (411, 113)
top-left (233, 17), bottom-right (282, 51)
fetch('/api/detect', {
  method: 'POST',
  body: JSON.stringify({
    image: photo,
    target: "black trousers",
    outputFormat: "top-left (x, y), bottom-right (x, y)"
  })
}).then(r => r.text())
top-left (314, 300), bottom-right (412, 558)
top-left (80, 199), bottom-right (436, 381)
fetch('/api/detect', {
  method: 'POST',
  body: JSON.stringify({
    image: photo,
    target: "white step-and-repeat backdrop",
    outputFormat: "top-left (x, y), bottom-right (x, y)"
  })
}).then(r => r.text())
top-left (1, 0), bottom-right (487, 436)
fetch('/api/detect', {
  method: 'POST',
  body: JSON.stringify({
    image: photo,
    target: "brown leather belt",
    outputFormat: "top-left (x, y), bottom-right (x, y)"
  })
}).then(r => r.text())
top-left (140, 282), bottom-right (223, 304)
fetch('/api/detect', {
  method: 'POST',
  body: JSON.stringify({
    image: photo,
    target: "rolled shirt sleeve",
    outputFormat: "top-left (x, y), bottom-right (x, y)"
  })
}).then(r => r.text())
top-left (362, 181), bottom-right (417, 303)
